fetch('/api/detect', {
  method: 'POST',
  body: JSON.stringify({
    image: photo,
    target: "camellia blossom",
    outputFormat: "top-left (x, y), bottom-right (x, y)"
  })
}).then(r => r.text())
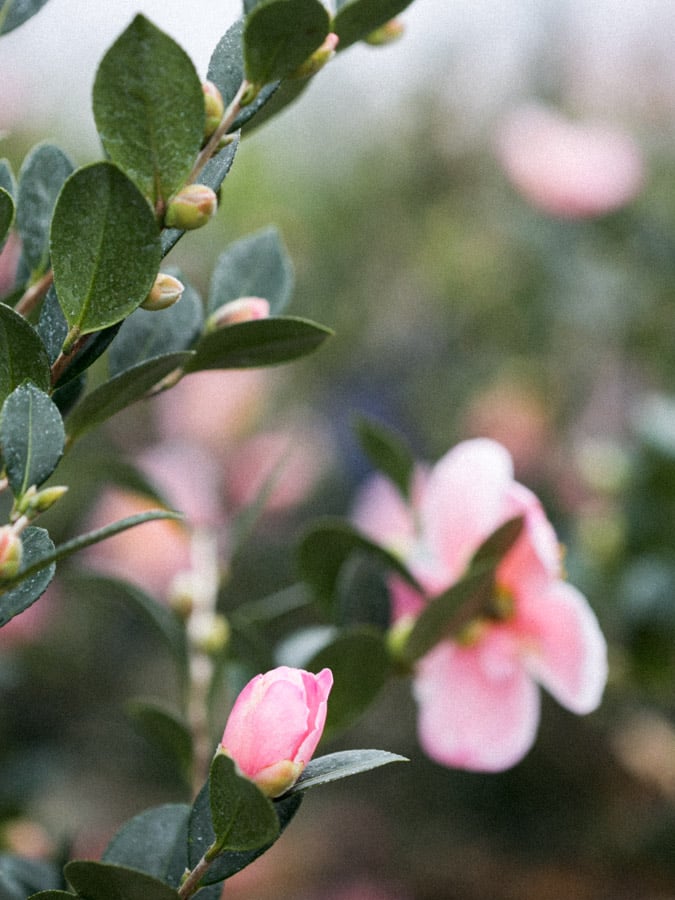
top-left (221, 666), bottom-right (333, 797)
top-left (353, 438), bottom-right (607, 772)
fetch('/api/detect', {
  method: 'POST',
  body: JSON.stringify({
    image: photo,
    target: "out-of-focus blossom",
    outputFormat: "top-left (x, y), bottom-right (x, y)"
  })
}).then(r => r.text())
top-left (0, 233), bottom-right (21, 296)
top-left (354, 438), bottom-right (607, 771)
top-left (205, 296), bottom-right (270, 331)
top-left (495, 103), bottom-right (644, 218)
top-left (220, 666), bottom-right (333, 797)
top-left (0, 582), bottom-right (58, 647)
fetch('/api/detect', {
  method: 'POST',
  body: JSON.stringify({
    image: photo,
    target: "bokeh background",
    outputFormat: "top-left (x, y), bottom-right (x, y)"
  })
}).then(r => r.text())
top-left (2, 1), bottom-right (675, 897)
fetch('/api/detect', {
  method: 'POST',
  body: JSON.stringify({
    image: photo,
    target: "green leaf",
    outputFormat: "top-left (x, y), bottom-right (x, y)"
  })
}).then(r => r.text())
top-left (188, 778), bottom-right (301, 886)
top-left (35, 285), bottom-right (68, 364)
top-left (0, 526), bottom-right (55, 626)
top-left (0, 0), bottom-right (51, 35)
top-left (0, 159), bottom-right (16, 197)
top-left (306, 628), bottom-right (391, 733)
top-left (28, 894), bottom-right (74, 899)
top-left (355, 416), bottom-right (414, 498)
top-left (0, 303), bottom-right (51, 407)
top-left (184, 316), bottom-right (331, 373)
top-left (16, 143), bottom-right (73, 278)
top-left (208, 227), bottom-right (294, 316)
top-left (333, 0), bottom-right (414, 49)
top-left (64, 861), bottom-right (180, 900)
top-left (0, 186), bottom-right (14, 248)
top-left (53, 324), bottom-right (123, 389)
top-left (109, 273), bottom-right (203, 376)
top-left (50, 162), bottom-right (161, 339)
top-left (126, 699), bottom-right (193, 782)
top-left (297, 518), bottom-right (419, 610)
top-left (93, 15), bottom-right (204, 206)
top-left (471, 515), bottom-right (524, 566)
top-left (208, 753), bottom-right (279, 852)
top-left (102, 804), bottom-right (191, 888)
top-left (243, 0), bottom-right (330, 85)
top-left (0, 382), bottom-right (65, 497)
top-left (288, 748), bottom-right (407, 793)
top-left (65, 351), bottom-right (193, 441)
top-left (334, 554), bottom-right (391, 630)
top-left (0, 853), bottom-right (62, 898)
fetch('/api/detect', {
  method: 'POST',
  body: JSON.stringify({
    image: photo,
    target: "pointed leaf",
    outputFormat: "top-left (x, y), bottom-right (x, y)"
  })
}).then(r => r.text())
top-left (208, 753), bottom-right (279, 852)
top-left (64, 861), bottom-right (180, 900)
top-left (355, 416), bottom-right (414, 498)
top-left (53, 324), bottom-right (123, 389)
top-left (333, 0), bottom-right (415, 49)
top-left (0, 526), bottom-right (55, 626)
top-left (0, 303), bottom-right (51, 406)
top-left (243, 0), bottom-right (330, 85)
top-left (0, 186), bottom-right (14, 247)
top-left (93, 15), bottom-right (204, 206)
top-left (50, 162), bottom-right (161, 337)
top-left (65, 351), bottom-right (193, 441)
top-left (471, 515), bottom-right (524, 566)
top-left (0, 382), bottom-right (65, 497)
top-left (0, 0), bottom-right (50, 35)
top-left (288, 749), bottom-right (407, 793)
top-left (208, 227), bottom-right (294, 316)
top-left (126, 699), bottom-right (193, 782)
top-left (16, 143), bottom-right (73, 278)
top-left (184, 316), bottom-right (331, 372)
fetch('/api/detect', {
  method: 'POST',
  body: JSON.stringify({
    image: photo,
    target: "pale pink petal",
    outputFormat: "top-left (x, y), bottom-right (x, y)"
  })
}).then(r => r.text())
top-left (420, 439), bottom-right (514, 583)
top-left (498, 482), bottom-right (562, 591)
top-left (516, 581), bottom-right (607, 714)
top-left (352, 473), bottom-right (417, 555)
top-left (388, 575), bottom-right (426, 622)
top-left (414, 637), bottom-right (540, 772)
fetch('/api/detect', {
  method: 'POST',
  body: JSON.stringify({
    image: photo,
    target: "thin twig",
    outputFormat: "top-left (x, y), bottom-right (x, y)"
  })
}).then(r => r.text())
top-left (14, 269), bottom-right (54, 318)
top-left (186, 80), bottom-right (253, 186)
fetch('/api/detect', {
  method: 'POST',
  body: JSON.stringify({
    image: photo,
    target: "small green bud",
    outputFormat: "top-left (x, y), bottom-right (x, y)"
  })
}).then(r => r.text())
top-left (365, 19), bottom-right (405, 45)
top-left (197, 614), bottom-right (230, 656)
top-left (289, 33), bottom-right (339, 79)
top-left (0, 526), bottom-right (22, 581)
top-left (202, 80), bottom-right (225, 140)
top-left (141, 273), bottom-right (185, 311)
top-left (164, 184), bottom-right (218, 230)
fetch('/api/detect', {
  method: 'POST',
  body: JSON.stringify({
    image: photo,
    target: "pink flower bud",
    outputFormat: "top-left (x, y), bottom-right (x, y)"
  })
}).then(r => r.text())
top-left (0, 525), bottom-right (22, 581)
top-left (141, 273), bottom-right (185, 311)
top-left (164, 184), bottom-right (218, 230)
top-left (205, 296), bottom-right (270, 332)
top-left (220, 666), bottom-right (333, 797)
top-left (202, 80), bottom-right (225, 140)
top-left (365, 20), bottom-right (405, 45)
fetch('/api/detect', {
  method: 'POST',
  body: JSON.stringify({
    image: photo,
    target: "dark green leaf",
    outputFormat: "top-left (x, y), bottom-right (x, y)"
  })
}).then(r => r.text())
top-left (0, 526), bottom-right (55, 626)
top-left (64, 861), bottom-right (180, 900)
top-left (243, 0), bottom-right (330, 85)
top-left (208, 227), bottom-right (294, 316)
top-left (208, 753), bottom-right (279, 851)
top-left (0, 186), bottom-right (14, 247)
top-left (355, 416), bottom-right (414, 498)
top-left (334, 554), bottom-right (391, 630)
top-left (35, 285), bottom-right (68, 364)
top-left (50, 162), bottom-right (161, 338)
top-left (16, 143), bottom-right (73, 278)
top-left (288, 749), bottom-right (407, 793)
top-left (0, 0), bottom-right (51, 36)
top-left (306, 628), bottom-right (391, 733)
top-left (126, 699), bottom-right (193, 782)
top-left (109, 273), bottom-right (203, 376)
top-left (0, 853), bottom-right (62, 898)
top-left (188, 778), bottom-right (301, 885)
top-left (93, 15), bottom-right (204, 206)
top-left (0, 159), bottom-right (16, 197)
top-left (471, 515), bottom-right (524, 566)
top-left (53, 325), bottom-right (123, 389)
top-left (102, 804), bottom-right (191, 888)
top-left (333, 0), bottom-right (414, 49)
top-left (65, 351), bottom-right (193, 441)
top-left (0, 302), bottom-right (51, 406)
top-left (0, 382), bottom-right (65, 496)
top-left (184, 316), bottom-right (331, 372)
top-left (28, 894), bottom-right (74, 899)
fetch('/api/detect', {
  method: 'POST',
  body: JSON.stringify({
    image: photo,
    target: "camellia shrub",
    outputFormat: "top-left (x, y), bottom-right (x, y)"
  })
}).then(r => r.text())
top-left (0, 1), bottom-right (608, 898)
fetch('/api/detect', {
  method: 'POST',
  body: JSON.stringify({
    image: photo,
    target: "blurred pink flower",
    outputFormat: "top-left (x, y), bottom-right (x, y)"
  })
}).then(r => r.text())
top-left (495, 103), bottom-right (644, 218)
top-left (0, 582), bottom-right (58, 647)
top-left (0, 233), bottom-right (21, 296)
top-left (353, 438), bottom-right (607, 771)
top-left (221, 666), bottom-right (333, 797)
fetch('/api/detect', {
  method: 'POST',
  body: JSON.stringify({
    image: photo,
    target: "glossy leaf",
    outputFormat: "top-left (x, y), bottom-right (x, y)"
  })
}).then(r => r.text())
top-left (243, 0), bottom-right (330, 85)
top-left (102, 804), bottom-right (190, 888)
top-left (93, 15), bottom-right (204, 206)
top-left (109, 273), bottom-right (203, 376)
top-left (126, 699), bottom-right (193, 782)
top-left (64, 861), bottom-right (180, 900)
top-left (355, 415), bottom-right (414, 498)
top-left (16, 143), bottom-right (73, 278)
top-left (0, 526), bottom-right (55, 627)
top-left (184, 316), bottom-right (331, 372)
top-left (333, 0), bottom-right (414, 49)
top-left (0, 303), bottom-right (51, 406)
top-left (0, 853), bottom-right (62, 898)
top-left (53, 325), bottom-right (123, 389)
top-left (0, 0), bottom-right (51, 36)
top-left (208, 227), bottom-right (294, 316)
top-left (50, 162), bottom-right (161, 338)
top-left (35, 285), bottom-right (67, 364)
top-left (0, 382), bottom-right (65, 497)
top-left (65, 351), bottom-right (193, 441)
top-left (288, 748), bottom-right (407, 793)
top-left (208, 753), bottom-right (279, 851)
top-left (0, 186), bottom-right (14, 247)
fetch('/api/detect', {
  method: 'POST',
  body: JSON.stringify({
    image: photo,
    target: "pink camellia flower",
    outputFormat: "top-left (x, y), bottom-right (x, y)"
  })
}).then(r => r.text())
top-left (221, 666), bottom-right (333, 797)
top-left (495, 102), bottom-right (644, 218)
top-left (353, 438), bottom-right (607, 772)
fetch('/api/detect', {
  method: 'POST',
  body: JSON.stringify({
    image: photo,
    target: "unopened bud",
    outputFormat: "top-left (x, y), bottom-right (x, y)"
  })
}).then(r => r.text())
top-left (164, 184), bottom-right (218, 230)
top-left (203, 81), bottom-right (225, 140)
top-left (197, 613), bottom-right (230, 656)
top-left (290, 33), bottom-right (339, 79)
top-left (0, 526), bottom-right (22, 581)
top-left (141, 273), bottom-right (185, 311)
top-left (364, 19), bottom-right (405, 45)
top-left (26, 485), bottom-right (68, 516)
top-left (205, 297), bottom-right (270, 332)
